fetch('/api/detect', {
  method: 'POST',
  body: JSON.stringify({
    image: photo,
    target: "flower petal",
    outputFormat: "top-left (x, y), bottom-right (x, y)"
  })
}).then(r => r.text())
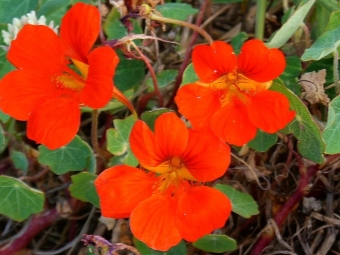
top-left (192, 41), bottom-right (237, 83)
top-left (176, 186), bottom-right (231, 242)
top-left (27, 97), bottom-right (80, 149)
top-left (130, 195), bottom-right (182, 251)
top-left (181, 127), bottom-right (230, 182)
top-left (60, 2), bottom-right (100, 62)
top-left (95, 165), bottom-right (156, 218)
top-left (211, 98), bottom-right (257, 146)
top-left (130, 120), bottom-right (163, 167)
top-left (154, 112), bottom-right (188, 159)
top-left (0, 70), bottom-right (54, 120)
top-left (247, 90), bottom-right (295, 133)
top-left (8, 25), bottom-right (64, 75)
top-left (237, 39), bottom-right (286, 82)
top-left (81, 47), bottom-right (119, 108)
top-left (175, 84), bottom-right (221, 128)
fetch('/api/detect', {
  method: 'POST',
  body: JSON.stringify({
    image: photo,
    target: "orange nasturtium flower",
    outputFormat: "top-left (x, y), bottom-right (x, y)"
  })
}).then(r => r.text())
top-left (175, 40), bottom-right (296, 146)
top-left (0, 3), bottom-right (119, 149)
top-left (95, 112), bottom-right (232, 251)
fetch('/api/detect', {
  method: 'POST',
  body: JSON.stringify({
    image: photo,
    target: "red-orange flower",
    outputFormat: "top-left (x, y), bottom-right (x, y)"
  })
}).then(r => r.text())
top-left (0, 3), bottom-right (119, 149)
top-left (175, 40), bottom-right (295, 146)
top-left (95, 112), bottom-right (231, 251)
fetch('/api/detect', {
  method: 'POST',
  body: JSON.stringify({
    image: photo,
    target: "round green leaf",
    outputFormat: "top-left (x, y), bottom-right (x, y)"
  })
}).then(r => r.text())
top-left (10, 149), bottom-right (29, 173)
top-left (146, 70), bottom-right (178, 91)
top-left (140, 108), bottom-right (172, 131)
top-left (134, 239), bottom-right (187, 255)
top-left (248, 130), bottom-right (278, 152)
top-left (279, 56), bottom-right (302, 95)
top-left (215, 184), bottom-right (259, 218)
top-left (38, 136), bottom-right (93, 174)
top-left (271, 80), bottom-right (325, 163)
top-left (322, 95), bottom-right (340, 153)
top-left (156, 3), bottom-right (198, 21)
top-left (0, 175), bottom-right (44, 221)
top-left (193, 234), bottom-right (237, 253)
top-left (181, 63), bottom-right (198, 86)
top-left (69, 172), bottom-right (99, 207)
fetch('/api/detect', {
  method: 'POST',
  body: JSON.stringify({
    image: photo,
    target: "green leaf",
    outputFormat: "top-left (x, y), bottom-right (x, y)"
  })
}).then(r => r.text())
top-left (69, 172), bottom-right (100, 207)
top-left (0, 123), bottom-right (8, 154)
top-left (146, 70), bottom-right (178, 91)
top-left (0, 175), bottom-right (44, 221)
top-left (0, 0), bottom-right (39, 23)
top-left (156, 3), bottom-right (198, 21)
top-left (193, 234), bottom-right (237, 253)
top-left (37, 0), bottom-right (70, 18)
top-left (10, 150), bottom-right (29, 173)
top-left (267, 0), bottom-right (315, 48)
top-left (301, 11), bottom-right (340, 61)
top-left (248, 130), bottom-right (278, 152)
top-left (0, 48), bottom-right (15, 79)
top-left (215, 184), bottom-right (259, 218)
top-left (279, 56), bottom-right (302, 95)
top-left (0, 109), bottom-right (10, 123)
top-left (114, 51), bottom-right (145, 91)
top-left (104, 8), bottom-right (127, 40)
top-left (134, 239), bottom-right (187, 255)
top-left (107, 115), bottom-right (136, 155)
top-left (141, 108), bottom-right (172, 131)
top-left (271, 80), bottom-right (325, 163)
top-left (109, 148), bottom-right (139, 167)
top-left (212, 0), bottom-right (242, 3)
top-left (230, 32), bottom-right (248, 54)
top-left (38, 136), bottom-right (94, 174)
top-left (181, 63), bottom-right (198, 86)
top-left (322, 95), bottom-right (340, 153)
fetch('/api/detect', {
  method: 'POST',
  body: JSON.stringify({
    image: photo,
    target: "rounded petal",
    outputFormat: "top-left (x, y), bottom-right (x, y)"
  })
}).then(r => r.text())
top-left (181, 127), bottom-right (230, 182)
top-left (60, 2), bottom-right (100, 62)
top-left (130, 120), bottom-right (163, 167)
top-left (81, 47), bottom-right (119, 108)
top-left (175, 84), bottom-right (221, 128)
top-left (130, 195), bottom-right (182, 251)
top-left (237, 39), bottom-right (286, 82)
top-left (176, 186), bottom-right (231, 242)
top-left (94, 165), bottom-right (157, 218)
top-left (27, 97), bottom-right (80, 149)
top-left (154, 112), bottom-right (188, 159)
top-left (8, 25), bottom-right (64, 75)
top-left (0, 70), bottom-right (54, 120)
top-left (247, 90), bottom-right (295, 133)
top-left (211, 98), bottom-right (257, 146)
top-left (193, 41), bottom-right (237, 83)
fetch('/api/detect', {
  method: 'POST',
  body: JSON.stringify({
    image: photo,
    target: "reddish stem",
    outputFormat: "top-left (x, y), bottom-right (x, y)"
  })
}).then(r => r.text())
top-left (0, 208), bottom-right (59, 255)
top-left (166, 0), bottom-right (210, 107)
top-left (250, 165), bottom-right (319, 255)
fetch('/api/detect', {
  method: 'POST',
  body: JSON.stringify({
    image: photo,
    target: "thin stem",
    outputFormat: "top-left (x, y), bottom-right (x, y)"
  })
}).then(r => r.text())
top-left (255, 0), bottom-right (267, 40)
top-left (333, 50), bottom-right (340, 94)
top-left (148, 13), bottom-right (213, 45)
top-left (300, 23), bottom-right (311, 49)
top-left (130, 41), bottom-right (164, 107)
top-left (91, 109), bottom-right (100, 154)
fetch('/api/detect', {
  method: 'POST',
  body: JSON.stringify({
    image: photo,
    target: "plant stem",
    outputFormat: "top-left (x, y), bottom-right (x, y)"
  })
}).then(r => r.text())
top-left (91, 109), bottom-right (100, 154)
top-left (255, 0), bottom-right (267, 40)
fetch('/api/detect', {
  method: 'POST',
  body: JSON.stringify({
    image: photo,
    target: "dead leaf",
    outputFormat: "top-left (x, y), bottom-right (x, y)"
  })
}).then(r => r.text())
top-left (299, 69), bottom-right (330, 105)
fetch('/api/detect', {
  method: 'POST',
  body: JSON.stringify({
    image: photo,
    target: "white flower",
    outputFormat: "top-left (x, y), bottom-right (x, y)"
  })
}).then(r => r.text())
top-left (1, 11), bottom-right (59, 47)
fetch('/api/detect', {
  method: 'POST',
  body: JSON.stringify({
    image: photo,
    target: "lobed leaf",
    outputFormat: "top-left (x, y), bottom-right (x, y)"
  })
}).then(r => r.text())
top-left (248, 130), bottom-right (278, 152)
top-left (215, 184), bottom-right (259, 218)
top-left (193, 234), bottom-right (237, 253)
top-left (156, 3), bottom-right (198, 21)
top-left (0, 176), bottom-right (44, 221)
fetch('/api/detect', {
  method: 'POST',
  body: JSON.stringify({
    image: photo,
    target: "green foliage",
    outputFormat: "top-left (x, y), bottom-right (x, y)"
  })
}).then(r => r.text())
top-left (114, 51), bottom-right (145, 91)
top-left (0, 123), bottom-right (8, 154)
top-left (212, 0), bottom-right (242, 3)
top-left (280, 56), bottom-right (302, 95)
top-left (181, 63), bottom-right (198, 85)
top-left (322, 95), bottom-right (340, 154)
top-left (146, 70), bottom-right (178, 91)
top-left (0, 49), bottom-right (15, 79)
top-left (267, 0), bottom-right (315, 48)
top-left (193, 234), bottom-right (237, 253)
top-left (156, 3), bottom-right (198, 21)
top-left (107, 115), bottom-right (138, 167)
top-left (10, 149), bottom-right (29, 173)
top-left (69, 172), bottom-right (100, 207)
top-left (104, 8), bottom-right (127, 40)
top-left (37, 0), bottom-right (70, 18)
top-left (0, 109), bottom-right (10, 123)
top-left (302, 11), bottom-right (340, 61)
top-left (38, 136), bottom-right (96, 174)
top-left (230, 32), bottom-right (248, 54)
top-left (248, 130), bottom-right (278, 152)
top-left (215, 184), bottom-right (259, 218)
top-left (141, 108), bottom-right (172, 131)
top-left (0, 0), bottom-right (39, 23)
top-left (134, 239), bottom-right (187, 255)
top-left (0, 175), bottom-right (44, 221)
top-left (271, 81), bottom-right (325, 163)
